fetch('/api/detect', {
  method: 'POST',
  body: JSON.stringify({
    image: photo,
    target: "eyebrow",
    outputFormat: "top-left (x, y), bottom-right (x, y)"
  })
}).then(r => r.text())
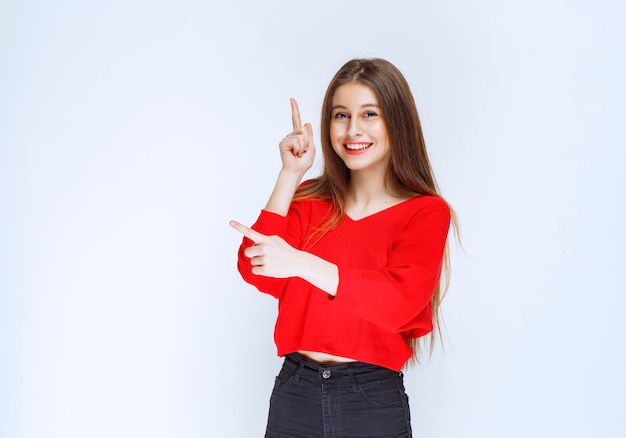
top-left (331, 103), bottom-right (380, 111)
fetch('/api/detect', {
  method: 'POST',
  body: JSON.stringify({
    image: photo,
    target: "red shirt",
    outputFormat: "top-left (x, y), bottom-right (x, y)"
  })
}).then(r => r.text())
top-left (236, 194), bottom-right (450, 371)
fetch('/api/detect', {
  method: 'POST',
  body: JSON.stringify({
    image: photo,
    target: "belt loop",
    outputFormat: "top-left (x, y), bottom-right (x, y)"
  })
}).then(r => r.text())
top-left (348, 366), bottom-right (358, 393)
top-left (295, 362), bottom-right (304, 383)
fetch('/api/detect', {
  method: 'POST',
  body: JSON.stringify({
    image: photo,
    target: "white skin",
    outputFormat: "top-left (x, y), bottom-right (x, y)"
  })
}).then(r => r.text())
top-left (230, 84), bottom-right (413, 364)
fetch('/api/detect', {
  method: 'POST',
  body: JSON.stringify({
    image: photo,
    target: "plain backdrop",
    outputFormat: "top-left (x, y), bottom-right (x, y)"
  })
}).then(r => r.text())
top-left (1, 1), bottom-right (625, 437)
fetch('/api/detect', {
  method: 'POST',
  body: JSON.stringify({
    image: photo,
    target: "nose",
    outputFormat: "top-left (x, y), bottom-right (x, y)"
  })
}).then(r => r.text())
top-left (347, 117), bottom-right (361, 137)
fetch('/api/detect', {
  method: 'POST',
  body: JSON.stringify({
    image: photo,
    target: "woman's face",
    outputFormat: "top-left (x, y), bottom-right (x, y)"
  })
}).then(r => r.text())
top-left (329, 82), bottom-right (391, 174)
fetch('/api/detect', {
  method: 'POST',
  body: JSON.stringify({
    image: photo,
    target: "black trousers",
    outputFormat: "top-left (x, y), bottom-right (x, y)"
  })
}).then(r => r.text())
top-left (265, 353), bottom-right (412, 438)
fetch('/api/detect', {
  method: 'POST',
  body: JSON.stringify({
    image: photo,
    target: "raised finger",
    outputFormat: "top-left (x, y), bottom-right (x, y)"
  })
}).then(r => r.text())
top-left (290, 98), bottom-right (302, 132)
top-left (229, 220), bottom-right (265, 243)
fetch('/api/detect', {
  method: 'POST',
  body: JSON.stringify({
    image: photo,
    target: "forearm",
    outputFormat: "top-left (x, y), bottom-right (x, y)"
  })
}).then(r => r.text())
top-left (264, 169), bottom-right (306, 216)
top-left (296, 250), bottom-right (339, 297)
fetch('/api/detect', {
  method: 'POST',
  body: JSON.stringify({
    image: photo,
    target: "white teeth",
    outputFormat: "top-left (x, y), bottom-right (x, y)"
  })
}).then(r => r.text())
top-left (345, 143), bottom-right (371, 150)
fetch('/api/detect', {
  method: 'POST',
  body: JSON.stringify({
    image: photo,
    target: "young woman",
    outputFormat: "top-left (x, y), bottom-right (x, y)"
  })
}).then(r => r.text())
top-left (230, 58), bottom-right (454, 438)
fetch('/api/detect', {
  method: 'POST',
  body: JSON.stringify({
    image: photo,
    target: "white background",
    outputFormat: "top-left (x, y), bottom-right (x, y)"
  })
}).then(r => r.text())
top-left (1, 1), bottom-right (625, 437)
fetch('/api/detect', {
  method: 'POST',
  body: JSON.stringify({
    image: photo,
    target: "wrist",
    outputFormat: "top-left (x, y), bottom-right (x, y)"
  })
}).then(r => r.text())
top-left (278, 167), bottom-right (307, 182)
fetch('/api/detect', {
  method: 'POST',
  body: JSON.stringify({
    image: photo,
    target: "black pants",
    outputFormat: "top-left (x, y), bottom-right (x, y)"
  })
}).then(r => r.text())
top-left (265, 353), bottom-right (412, 438)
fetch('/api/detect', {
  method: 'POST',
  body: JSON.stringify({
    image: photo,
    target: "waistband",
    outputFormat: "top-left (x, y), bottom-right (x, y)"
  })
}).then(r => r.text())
top-left (282, 353), bottom-right (402, 383)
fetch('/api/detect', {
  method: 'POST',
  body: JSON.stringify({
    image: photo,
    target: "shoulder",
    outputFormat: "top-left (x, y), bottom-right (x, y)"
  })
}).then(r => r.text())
top-left (387, 196), bottom-right (451, 246)
top-left (292, 179), bottom-right (331, 207)
top-left (290, 181), bottom-right (332, 215)
top-left (409, 195), bottom-right (450, 216)
top-left (402, 195), bottom-right (451, 231)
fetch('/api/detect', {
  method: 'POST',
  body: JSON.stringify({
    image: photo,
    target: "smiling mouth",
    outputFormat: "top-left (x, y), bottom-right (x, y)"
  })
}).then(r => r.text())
top-left (344, 142), bottom-right (372, 151)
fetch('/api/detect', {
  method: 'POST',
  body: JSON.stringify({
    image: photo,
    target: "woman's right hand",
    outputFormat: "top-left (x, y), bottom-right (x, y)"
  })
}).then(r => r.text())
top-left (278, 98), bottom-right (315, 175)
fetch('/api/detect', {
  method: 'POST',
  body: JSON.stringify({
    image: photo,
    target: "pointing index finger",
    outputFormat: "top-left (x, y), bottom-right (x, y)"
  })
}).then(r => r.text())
top-left (229, 220), bottom-right (265, 243)
top-left (290, 98), bottom-right (302, 132)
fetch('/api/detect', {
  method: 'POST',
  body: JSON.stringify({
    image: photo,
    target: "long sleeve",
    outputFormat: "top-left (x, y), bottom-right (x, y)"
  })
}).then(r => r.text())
top-left (233, 194), bottom-right (452, 371)
top-left (236, 207), bottom-right (305, 299)
top-left (332, 196), bottom-right (450, 333)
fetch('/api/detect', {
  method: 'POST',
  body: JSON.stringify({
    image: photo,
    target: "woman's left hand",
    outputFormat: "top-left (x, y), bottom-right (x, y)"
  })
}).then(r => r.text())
top-left (229, 220), bottom-right (300, 278)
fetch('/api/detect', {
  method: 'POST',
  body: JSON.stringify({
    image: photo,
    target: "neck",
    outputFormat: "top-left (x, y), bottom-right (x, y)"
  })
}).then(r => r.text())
top-left (344, 171), bottom-right (414, 220)
top-left (347, 168), bottom-right (408, 206)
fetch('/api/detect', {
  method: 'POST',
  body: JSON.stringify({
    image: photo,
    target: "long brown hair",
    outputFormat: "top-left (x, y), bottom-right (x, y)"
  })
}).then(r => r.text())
top-left (295, 58), bottom-right (458, 363)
